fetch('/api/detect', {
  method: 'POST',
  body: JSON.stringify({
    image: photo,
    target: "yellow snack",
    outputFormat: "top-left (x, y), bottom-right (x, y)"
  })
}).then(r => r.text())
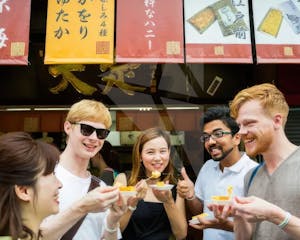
top-left (119, 186), bottom-right (136, 192)
top-left (156, 181), bottom-right (165, 186)
top-left (151, 170), bottom-right (161, 178)
top-left (211, 195), bottom-right (230, 201)
top-left (188, 7), bottom-right (216, 34)
top-left (227, 185), bottom-right (233, 197)
top-left (192, 213), bottom-right (209, 219)
top-left (258, 8), bottom-right (283, 37)
top-left (211, 185), bottom-right (233, 201)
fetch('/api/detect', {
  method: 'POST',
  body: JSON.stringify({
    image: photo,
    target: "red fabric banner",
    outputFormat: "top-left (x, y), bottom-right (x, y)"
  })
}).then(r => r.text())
top-left (0, 0), bottom-right (31, 65)
top-left (253, 0), bottom-right (300, 63)
top-left (116, 0), bottom-right (184, 63)
top-left (184, 0), bottom-right (252, 63)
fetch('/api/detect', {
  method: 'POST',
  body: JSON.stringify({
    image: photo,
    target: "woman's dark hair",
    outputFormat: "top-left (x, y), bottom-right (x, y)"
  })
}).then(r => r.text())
top-left (0, 132), bottom-right (59, 240)
top-left (201, 106), bottom-right (240, 135)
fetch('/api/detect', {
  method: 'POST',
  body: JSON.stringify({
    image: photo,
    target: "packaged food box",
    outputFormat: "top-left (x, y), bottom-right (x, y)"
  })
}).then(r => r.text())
top-left (279, 0), bottom-right (300, 34)
top-left (188, 6), bottom-right (216, 34)
top-left (258, 8), bottom-right (283, 37)
top-left (211, 0), bottom-right (248, 37)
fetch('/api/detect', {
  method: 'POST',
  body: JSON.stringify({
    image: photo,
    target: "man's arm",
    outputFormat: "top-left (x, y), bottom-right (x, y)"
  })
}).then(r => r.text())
top-left (41, 200), bottom-right (86, 240)
top-left (177, 167), bottom-right (203, 216)
top-left (234, 216), bottom-right (253, 240)
top-left (185, 195), bottom-right (203, 216)
top-left (233, 196), bottom-right (300, 239)
top-left (41, 186), bottom-right (120, 240)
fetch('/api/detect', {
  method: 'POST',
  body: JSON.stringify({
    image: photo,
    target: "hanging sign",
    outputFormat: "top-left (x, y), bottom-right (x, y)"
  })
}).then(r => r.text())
top-left (44, 0), bottom-right (115, 64)
top-left (0, 0), bottom-right (31, 65)
top-left (253, 0), bottom-right (300, 63)
top-left (116, 0), bottom-right (184, 63)
top-left (185, 0), bottom-right (252, 63)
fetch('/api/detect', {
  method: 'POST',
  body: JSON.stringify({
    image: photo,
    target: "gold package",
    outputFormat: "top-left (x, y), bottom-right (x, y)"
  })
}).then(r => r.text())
top-left (258, 8), bottom-right (283, 37)
top-left (188, 6), bottom-right (216, 34)
top-left (211, 0), bottom-right (248, 37)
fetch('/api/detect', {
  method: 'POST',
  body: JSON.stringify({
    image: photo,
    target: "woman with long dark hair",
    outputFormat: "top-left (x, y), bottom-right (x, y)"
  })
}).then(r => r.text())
top-left (120, 127), bottom-right (187, 240)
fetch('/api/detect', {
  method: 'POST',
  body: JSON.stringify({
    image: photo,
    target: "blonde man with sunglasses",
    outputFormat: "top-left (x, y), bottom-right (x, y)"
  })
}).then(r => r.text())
top-left (41, 99), bottom-right (126, 240)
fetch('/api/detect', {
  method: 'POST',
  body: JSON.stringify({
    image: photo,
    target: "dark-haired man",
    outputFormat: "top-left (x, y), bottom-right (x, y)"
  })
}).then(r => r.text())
top-left (177, 106), bottom-right (258, 240)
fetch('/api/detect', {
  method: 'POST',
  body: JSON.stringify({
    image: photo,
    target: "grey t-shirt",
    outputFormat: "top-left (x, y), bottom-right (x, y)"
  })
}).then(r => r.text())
top-left (246, 147), bottom-right (300, 240)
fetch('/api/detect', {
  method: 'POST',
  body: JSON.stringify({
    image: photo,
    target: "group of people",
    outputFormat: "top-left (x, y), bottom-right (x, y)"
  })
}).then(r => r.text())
top-left (0, 83), bottom-right (299, 240)
top-left (177, 83), bottom-right (300, 240)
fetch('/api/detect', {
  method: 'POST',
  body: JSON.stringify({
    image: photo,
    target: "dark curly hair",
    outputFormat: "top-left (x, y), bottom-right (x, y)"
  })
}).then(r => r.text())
top-left (201, 106), bottom-right (240, 135)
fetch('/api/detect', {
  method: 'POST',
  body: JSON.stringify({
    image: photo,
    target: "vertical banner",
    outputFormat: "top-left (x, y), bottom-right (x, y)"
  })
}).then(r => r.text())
top-left (185, 0), bottom-right (252, 63)
top-left (0, 0), bottom-right (31, 65)
top-left (253, 0), bottom-right (300, 63)
top-left (45, 0), bottom-right (115, 64)
top-left (116, 0), bottom-right (184, 63)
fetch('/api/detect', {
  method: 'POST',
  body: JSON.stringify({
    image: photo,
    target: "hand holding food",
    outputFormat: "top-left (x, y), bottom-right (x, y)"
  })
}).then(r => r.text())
top-left (189, 213), bottom-right (209, 224)
top-left (125, 180), bottom-right (148, 211)
top-left (118, 185), bottom-right (137, 197)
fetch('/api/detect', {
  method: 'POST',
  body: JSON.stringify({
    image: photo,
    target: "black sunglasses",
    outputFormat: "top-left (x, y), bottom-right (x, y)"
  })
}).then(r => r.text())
top-left (71, 122), bottom-right (110, 140)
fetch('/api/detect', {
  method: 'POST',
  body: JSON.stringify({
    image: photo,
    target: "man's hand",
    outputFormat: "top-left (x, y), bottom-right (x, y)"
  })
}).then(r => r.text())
top-left (190, 216), bottom-right (221, 230)
top-left (108, 193), bottom-right (128, 222)
top-left (232, 196), bottom-right (276, 222)
top-left (79, 186), bottom-right (120, 213)
top-left (177, 167), bottom-right (195, 200)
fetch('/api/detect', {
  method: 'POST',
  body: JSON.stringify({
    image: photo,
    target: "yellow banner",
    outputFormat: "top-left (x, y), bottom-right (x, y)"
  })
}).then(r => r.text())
top-left (44, 0), bottom-right (114, 64)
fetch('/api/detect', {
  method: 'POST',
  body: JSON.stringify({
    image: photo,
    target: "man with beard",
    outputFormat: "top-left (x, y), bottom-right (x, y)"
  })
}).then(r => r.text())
top-left (177, 106), bottom-right (258, 240)
top-left (226, 83), bottom-right (300, 240)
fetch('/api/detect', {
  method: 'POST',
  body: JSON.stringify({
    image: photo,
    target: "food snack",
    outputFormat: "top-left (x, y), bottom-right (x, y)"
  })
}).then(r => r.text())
top-left (188, 6), bottom-right (216, 34)
top-left (211, 0), bottom-right (248, 36)
top-left (258, 8), bottom-right (283, 37)
top-left (119, 186), bottom-right (136, 192)
top-left (189, 213), bottom-right (209, 224)
top-left (151, 170), bottom-right (161, 179)
top-left (227, 185), bottom-right (233, 196)
top-left (211, 195), bottom-right (230, 201)
top-left (119, 185), bottom-right (137, 197)
top-left (211, 185), bottom-right (233, 204)
top-left (192, 213), bottom-right (209, 219)
top-left (156, 181), bottom-right (165, 186)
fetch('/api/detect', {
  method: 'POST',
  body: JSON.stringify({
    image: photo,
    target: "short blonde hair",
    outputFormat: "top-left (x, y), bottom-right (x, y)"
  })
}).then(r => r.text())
top-left (66, 99), bottom-right (112, 128)
top-left (230, 83), bottom-right (289, 126)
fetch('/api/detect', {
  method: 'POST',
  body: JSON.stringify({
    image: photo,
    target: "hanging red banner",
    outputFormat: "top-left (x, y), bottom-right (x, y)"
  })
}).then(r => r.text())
top-left (253, 0), bottom-right (300, 63)
top-left (116, 0), bottom-right (184, 63)
top-left (184, 0), bottom-right (252, 63)
top-left (45, 0), bottom-right (115, 64)
top-left (0, 0), bottom-right (31, 65)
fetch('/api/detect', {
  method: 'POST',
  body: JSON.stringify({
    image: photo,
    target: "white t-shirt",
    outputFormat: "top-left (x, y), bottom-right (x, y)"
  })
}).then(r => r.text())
top-left (55, 164), bottom-right (121, 240)
top-left (195, 153), bottom-right (258, 240)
